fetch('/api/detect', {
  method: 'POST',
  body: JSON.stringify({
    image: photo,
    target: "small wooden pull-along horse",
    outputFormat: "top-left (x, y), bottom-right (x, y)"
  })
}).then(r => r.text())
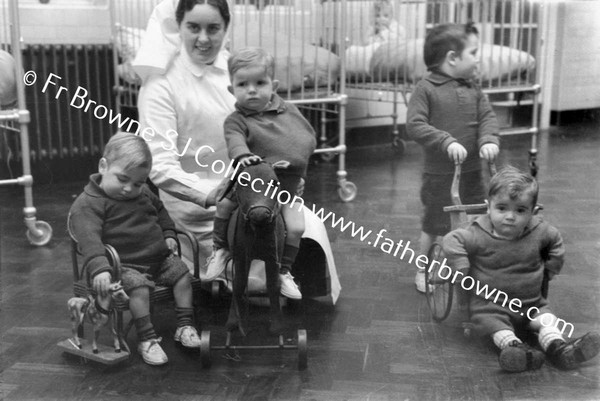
top-left (224, 160), bottom-right (289, 337)
top-left (199, 160), bottom-right (308, 370)
top-left (67, 281), bottom-right (129, 354)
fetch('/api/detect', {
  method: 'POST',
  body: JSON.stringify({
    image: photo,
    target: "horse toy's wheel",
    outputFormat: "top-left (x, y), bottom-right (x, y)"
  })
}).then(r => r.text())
top-left (200, 330), bottom-right (211, 368)
top-left (297, 329), bottom-right (308, 370)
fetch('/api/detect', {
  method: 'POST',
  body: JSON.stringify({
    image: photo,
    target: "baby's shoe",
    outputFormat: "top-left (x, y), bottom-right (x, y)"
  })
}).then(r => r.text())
top-left (547, 332), bottom-right (600, 370)
top-left (498, 340), bottom-right (545, 372)
top-left (174, 325), bottom-right (201, 348)
top-left (137, 337), bottom-right (168, 366)
top-left (204, 248), bottom-right (230, 281)
top-left (279, 271), bottom-right (302, 300)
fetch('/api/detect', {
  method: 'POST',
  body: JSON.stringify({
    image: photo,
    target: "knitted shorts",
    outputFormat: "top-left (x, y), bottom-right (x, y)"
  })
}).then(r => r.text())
top-left (119, 254), bottom-right (190, 291)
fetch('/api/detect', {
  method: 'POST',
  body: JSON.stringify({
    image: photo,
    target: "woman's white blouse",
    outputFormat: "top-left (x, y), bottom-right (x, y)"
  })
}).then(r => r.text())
top-left (138, 48), bottom-right (236, 256)
top-left (139, 48), bottom-right (235, 206)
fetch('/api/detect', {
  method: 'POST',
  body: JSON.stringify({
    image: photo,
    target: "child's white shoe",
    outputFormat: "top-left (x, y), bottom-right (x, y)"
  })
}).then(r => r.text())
top-left (279, 272), bottom-right (302, 299)
top-left (204, 248), bottom-right (230, 281)
top-left (174, 326), bottom-right (201, 348)
top-left (137, 338), bottom-right (168, 366)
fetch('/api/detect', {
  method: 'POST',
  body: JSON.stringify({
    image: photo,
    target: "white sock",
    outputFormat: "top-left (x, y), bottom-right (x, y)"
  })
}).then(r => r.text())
top-left (538, 326), bottom-right (564, 351)
top-left (492, 329), bottom-right (520, 349)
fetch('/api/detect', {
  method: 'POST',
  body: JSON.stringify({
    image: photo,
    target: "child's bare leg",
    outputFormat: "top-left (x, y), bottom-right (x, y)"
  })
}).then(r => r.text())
top-left (415, 231), bottom-right (437, 293)
top-left (280, 204), bottom-right (304, 299)
top-left (129, 286), bottom-right (168, 365)
top-left (129, 287), bottom-right (155, 341)
top-left (173, 273), bottom-right (193, 309)
top-left (172, 273), bottom-right (202, 348)
top-left (205, 198), bottom-right (237, 280)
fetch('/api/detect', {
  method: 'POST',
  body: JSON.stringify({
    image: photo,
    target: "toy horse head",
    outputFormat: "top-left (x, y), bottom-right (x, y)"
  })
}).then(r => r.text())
top-left (235, 160), bottom-right (290, 227)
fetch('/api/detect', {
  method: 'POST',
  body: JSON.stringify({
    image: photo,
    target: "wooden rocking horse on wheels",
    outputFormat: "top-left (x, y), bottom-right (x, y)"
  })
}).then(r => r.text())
top-left (200, 160), bottom-right (320, 369)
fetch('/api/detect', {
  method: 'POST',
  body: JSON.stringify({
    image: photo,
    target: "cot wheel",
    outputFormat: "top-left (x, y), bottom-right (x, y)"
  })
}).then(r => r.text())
top-left (338, 181), bottom-right (357, 202)
top-left (297, 329), bottom-right (308, 370)
top-left (26, 221), bottom-right (53, 246)
top-left (392, 136), bottom-right (405, 156)
top-left (425, 242), bottom-right (453, 322)
top-left (200, 330), bottom-right (211, 368)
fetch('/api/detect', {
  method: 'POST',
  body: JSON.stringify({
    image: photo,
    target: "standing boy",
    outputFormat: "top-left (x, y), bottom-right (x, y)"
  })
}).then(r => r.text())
top-left (407, 22), bottom-right (500, 292)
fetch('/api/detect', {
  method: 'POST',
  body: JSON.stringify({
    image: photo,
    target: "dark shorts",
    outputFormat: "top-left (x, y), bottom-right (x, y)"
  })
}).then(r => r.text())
top-left (119, 254), bottom-right (190, 291)
top-left (420, 170), bottom-right (485, 236)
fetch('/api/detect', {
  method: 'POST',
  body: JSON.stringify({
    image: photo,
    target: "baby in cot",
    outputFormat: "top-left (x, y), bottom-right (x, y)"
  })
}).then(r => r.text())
top-left (204, 47), bottom-right (317, 300)
top-left (366, 0), bottom-right (403, 45)
top-left (69, 132), bottom-right (201, 366)
top-left (442, 166), bottom-right (600, 372)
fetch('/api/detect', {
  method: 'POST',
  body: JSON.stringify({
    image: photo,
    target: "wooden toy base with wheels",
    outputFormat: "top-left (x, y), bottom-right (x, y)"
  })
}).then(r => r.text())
top-left (200, 329), bottom-right (308, 370)
top-left (57, 338), bottom-right (130, 365)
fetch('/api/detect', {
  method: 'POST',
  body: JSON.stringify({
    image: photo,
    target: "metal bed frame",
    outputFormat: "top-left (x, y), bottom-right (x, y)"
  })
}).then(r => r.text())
top-left (0, 0), bottom-right (52, 246)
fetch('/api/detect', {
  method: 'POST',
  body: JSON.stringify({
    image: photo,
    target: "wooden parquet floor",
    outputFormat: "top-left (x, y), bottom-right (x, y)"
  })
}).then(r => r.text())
top-left (1, 120), bottom-right (599, 400)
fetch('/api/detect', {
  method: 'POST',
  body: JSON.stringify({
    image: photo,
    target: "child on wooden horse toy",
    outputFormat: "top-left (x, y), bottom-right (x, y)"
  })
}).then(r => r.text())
top-left (442, 166), bottom-right (600, 372)
top-left (205, 46), bottom-right (317, 300)
top-left (69, 132), bottom-right (201, 366)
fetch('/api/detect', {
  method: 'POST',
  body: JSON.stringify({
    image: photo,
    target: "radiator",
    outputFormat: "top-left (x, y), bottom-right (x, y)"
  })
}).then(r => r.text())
top-left (0, 44), bottom-right (116, 182)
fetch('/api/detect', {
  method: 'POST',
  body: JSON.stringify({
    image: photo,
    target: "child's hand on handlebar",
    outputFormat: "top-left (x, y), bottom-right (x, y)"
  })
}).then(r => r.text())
top-left (239, 154), bottom-right (262, 167)
top-left (447, 142), bottom-right (468, 164)
top-left (479, 143), bottom-right (499, 162)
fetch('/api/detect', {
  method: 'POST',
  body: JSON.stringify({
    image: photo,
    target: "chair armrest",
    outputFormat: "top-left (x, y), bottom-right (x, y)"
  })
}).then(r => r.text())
top-left (104, 244), bottom-right (122, 281)
top-left (174, 229), bottom-right (201, 279)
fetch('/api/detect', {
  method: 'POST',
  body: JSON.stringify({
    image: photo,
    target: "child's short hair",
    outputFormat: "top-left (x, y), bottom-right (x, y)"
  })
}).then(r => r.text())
top-left (424, 22), bottom-right (479, 71)
top-left (488, 165), bottom-right (538, 208)
top-left (227, 47), bottom-right (275, 80)
top-left (103, 132), bottom-right (152, 170)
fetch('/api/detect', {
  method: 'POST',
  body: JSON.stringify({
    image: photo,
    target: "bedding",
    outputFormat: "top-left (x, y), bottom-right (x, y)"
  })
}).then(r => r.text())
top-left (0, 49), bottom-right (17, 107)
top-left (115, 23), bottom-right (340, 92)
top-left (348, 37), bottom-right (536, 84)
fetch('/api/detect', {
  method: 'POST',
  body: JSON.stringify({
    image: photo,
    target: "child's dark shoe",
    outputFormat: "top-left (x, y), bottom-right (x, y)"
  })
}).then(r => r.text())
top-left (499, 340), bottom-right (545, 372)
top-left (547, 332), bottom-right (600, 370)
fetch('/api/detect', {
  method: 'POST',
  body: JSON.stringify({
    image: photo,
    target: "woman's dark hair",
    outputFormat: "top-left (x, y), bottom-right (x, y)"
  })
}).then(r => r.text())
top-left (175, 0), bottom-right (231, 28)
top-left (423, 22), bottom-right (478, 71)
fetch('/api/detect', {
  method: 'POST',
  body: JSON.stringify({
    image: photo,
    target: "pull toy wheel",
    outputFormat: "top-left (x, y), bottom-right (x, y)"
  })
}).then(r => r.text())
top-left (200, 330), bottom-right (211, 368)
top-left (200, 328), bottom-right (308, 370)
top-left (425, 242), bottom-right (453, 322)
top-left (297, 329), bottom-right (308, 370)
